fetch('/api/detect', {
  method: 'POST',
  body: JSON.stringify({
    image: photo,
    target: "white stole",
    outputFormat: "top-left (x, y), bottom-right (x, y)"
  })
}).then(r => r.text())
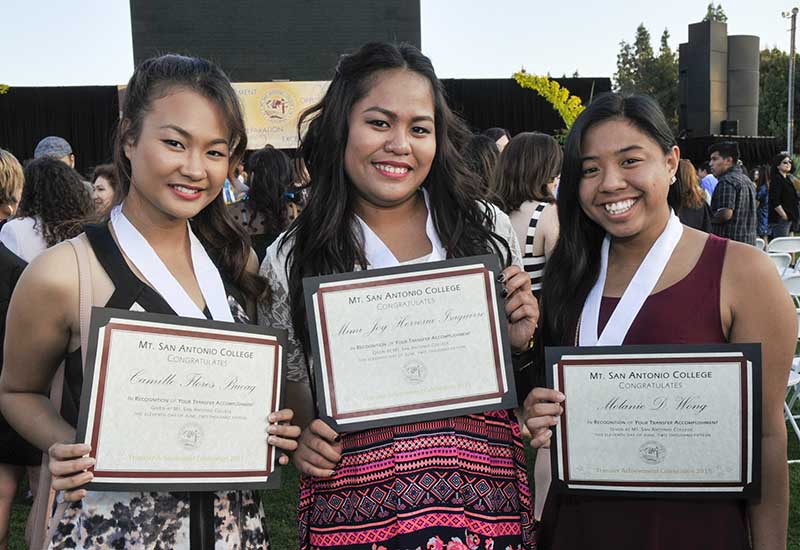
top-left (355, 189), bottom-right (446, 268)
top-left (110, 205), bottom-right (234, 322)
top-left (579, 213), bottom-right (683, 346)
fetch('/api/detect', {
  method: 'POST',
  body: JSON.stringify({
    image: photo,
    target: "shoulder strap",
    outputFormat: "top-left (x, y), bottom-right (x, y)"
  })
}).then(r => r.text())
top-left (30, 237), bottom-right (94, 550)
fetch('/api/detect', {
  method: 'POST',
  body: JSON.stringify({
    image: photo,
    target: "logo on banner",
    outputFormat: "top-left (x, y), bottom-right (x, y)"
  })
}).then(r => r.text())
top-left (260, 91), bottom-right (295, 122)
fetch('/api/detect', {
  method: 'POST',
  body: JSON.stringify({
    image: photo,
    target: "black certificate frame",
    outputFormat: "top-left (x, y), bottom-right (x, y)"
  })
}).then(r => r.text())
top-left (545, 343), bottom-right (762, 499)
top-left (303, 254), bottom-right (518, 433)
top-left (75, 307), bottom-right (287, 492)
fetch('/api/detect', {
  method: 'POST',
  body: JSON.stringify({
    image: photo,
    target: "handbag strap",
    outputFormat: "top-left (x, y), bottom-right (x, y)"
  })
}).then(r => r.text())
top-left (30, 237), bottom-right (94, 550)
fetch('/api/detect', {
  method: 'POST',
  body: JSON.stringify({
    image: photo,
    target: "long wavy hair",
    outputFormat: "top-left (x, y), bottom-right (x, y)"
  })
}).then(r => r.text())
top-left (462, 133), bottom-right (500, 199)
top-left (113, 54), bottom-right (265, 302)
top-left (491, 132), bottom-right (562, 213)
top-left (541, 93), bottom-right (680, 346)
top-left (243, 145), bottom-right (293, 235)
top-left (17, 157), bottom-right (94, 247)
top-left (284, 42), bottom-right (510, 354)
top-left (676, 159), bottom-right (705, 210)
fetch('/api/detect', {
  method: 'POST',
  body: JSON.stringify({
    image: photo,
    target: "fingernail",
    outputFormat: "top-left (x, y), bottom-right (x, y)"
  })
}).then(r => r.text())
top-left (268, 413), bottom-right (277, 422)
top-left (267, 425), bottom-right (277, 434)
top-left (556, 393), bottom-right (565, 402)
top-left (552, 416), bottom-right (560, 424)
top-left (496, 273), bottom-right (505, 283)
top-left (501, 288), bottom-right (508, 298)
top-left (329, 470), bottom-right (336, 477)
top-left (333, 435), bottom-right (341, 442)
top-left (268, 436), bottom-right (277, 445)
top-left (85, 458), bottom-right (96, 466)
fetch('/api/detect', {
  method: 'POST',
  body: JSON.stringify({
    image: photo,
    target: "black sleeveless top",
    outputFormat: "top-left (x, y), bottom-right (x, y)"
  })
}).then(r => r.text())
top-left (60, 223), bottom-right (246, 427)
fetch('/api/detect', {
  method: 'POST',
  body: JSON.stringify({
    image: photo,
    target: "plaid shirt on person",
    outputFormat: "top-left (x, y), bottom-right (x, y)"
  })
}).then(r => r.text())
top-left (710, 165), bottom-right (757, 245)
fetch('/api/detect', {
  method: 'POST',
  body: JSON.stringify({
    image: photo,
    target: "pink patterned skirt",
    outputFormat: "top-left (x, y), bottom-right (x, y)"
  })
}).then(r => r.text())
top-left (298, 410), bottom-right (535, 550)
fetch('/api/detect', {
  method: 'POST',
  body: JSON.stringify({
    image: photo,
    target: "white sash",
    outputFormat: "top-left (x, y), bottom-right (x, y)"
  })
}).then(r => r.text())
top-left (355, 189), bottom-right (446, 268)
top-left (110, 205), bottom-right (234, 322)
top-left (579, 212), bottom-right (683, 346)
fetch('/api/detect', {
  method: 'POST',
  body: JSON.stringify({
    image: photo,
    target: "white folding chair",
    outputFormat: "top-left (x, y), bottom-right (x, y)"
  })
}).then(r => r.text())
top-left (755, 237), bottom-right (766, 251)
top-left (788, 359), bottom-right (800, 464)
top-left (767, 236), bottom-right (800, 254)
top-left (768, 252), bottom-right (792, 278)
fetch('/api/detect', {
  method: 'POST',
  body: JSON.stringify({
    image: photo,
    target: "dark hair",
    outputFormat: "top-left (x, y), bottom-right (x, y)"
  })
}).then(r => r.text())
top-left (244, 145), bottom-right (293, 236)
top-left (541, 92), bottom-right (679, 346)
top-left (770, 152), bottom-right (794, 187)
top-left (482, 127), bottom-right (511, 142)
top-left (755, 163), bottom-right (771, 189)
top-left (285, 41), bottom-right (510, 356)
top-left (17, 157), bottom-right (94, 247)
top-left (491, 132), bottom-right (562, 213)
top-left (113, 54), bottom-right (264, 302)
top-left (91, 163), bottom-right (117, 190)
top-left (676, 159), bottom-right (705, 210)
top-left (699, 161), bottom-right (712, 174)
top-left (707, 141), bottom-right (740, 163)
top-left (462, 134), bottom-right (499, 199)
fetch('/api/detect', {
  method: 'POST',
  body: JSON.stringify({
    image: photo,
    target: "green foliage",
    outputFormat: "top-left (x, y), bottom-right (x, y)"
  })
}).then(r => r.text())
top-left (0, 84), bottom-right (9, 95)
top-left (513, 70), bottom-right (585, 129)
top-left (758, 48), bottom-right (800, 148)
top-left (702, 3), bottom-right (728, 23)
top-left (614, 25), bottom-right (679, 133)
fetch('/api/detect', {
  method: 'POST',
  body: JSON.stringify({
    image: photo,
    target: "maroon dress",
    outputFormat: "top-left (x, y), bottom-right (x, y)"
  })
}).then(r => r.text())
top-left (537, 234), bottom-right (751, 550)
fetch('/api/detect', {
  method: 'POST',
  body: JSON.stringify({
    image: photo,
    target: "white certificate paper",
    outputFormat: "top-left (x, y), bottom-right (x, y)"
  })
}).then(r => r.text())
top-left (304, 256), bottom-right (517, 431)
top-left (76, 308), bottom-right (285, 491)
top-left (546, 345), bottom-right (761, 497)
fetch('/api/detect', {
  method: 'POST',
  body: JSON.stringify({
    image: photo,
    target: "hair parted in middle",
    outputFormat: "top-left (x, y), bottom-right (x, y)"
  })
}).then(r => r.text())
top-left (283, 41), bottom-right (511, 354)
top-left (491, 132), bottom-right (562, 213)
top-left (541, 92), bottom-right (679, 347)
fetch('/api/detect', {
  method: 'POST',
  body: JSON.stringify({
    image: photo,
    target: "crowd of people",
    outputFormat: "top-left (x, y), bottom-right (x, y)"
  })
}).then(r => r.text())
top-left (0, 40), bottom-right (794, 550)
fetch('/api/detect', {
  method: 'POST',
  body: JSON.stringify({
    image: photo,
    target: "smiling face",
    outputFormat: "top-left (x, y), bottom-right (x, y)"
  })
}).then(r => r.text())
top-left (91, 176), bottom-right (115, 214)
top-left (578, 118), bottom-right (678, 242)
top-left (123, 88), bottom-right (231, 222)
top-left (344, 68), bottom-right (436, 212)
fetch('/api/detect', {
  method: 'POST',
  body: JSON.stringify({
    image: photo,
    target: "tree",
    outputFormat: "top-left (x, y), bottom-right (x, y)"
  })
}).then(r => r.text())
top-left (758, 47), bottom-right (800, 149)
top-left (614, 25), bottom-right (679, 132)
top-left (702, 3), bottom-right (728, 23)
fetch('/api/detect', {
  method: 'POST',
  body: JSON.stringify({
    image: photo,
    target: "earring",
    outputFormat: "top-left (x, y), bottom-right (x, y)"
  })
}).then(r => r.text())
top-left (671, 175), bottom-right (676, 185)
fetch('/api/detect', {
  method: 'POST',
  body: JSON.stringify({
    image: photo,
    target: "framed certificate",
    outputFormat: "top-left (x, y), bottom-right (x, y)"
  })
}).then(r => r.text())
top-left (75, 308), bottom-right (286, 491)
top-left (545, 344), bottom-right (761, 498)
top-left (303, 255), bottom-right (517, 432)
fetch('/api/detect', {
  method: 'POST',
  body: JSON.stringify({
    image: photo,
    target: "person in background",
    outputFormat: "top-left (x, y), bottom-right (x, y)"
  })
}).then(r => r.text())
top-left (768, 152), bottom-right (798, 239)
top-left (462, 133), bottom-right (500, 199)
top-left (675, 159), bottom-right (711, 232)
top-left (227, 145), bottom-right (294, 263)
top-left (697, 160), bottom-right (717, 204)
top-left (0, 149), bottom-right (36, 550)
top-left (708, 141), bottom-right (757, 245)
top-left (482, 126), bottom-right (511, 152)
top-left (90, 164), bottom-right (117, 216)
top-left (526, 92), bottom-right (792, 550)
top-left (0, 158), bottom-right (92, 262)
top-left (492, 132), bottom-right (562, 295)
top-left (754, 164), bottom-right (770, 242)
top-left (33, 136), bottom-right (75, 169)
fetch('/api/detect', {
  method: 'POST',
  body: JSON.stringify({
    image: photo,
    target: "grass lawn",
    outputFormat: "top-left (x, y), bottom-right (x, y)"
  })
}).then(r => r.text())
top-left (8, 432), bottom-right (800, 549)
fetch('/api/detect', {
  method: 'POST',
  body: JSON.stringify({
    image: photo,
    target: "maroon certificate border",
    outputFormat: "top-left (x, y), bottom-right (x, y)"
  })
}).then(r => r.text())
top-left (556, 355), bottom-right (749, 488)
top-left (316, 266), bottom-right (504, 420)
top-left (89, 322), bottom-right (280, 480)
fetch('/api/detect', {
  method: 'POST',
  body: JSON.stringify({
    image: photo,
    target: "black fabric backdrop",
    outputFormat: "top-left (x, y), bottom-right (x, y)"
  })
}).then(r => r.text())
top-left (678, 135), bottom-right (783, 170)
top-left (0, 86), bottom-right (119, 178)
top-left (442, 77), bottom-right (612, 136)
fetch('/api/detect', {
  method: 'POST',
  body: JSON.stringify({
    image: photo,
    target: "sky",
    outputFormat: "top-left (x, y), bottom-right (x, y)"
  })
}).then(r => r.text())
top-left (0, 0), bottom-right (797, 86)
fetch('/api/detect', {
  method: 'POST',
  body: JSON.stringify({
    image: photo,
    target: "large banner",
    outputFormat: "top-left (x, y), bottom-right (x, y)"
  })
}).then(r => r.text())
top-left (233, 81), bottom-right (329, 150)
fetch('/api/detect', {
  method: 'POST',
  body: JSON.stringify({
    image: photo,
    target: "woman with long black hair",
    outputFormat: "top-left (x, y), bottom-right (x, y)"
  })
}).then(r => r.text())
top-left (259, 42), bottom-right (538, 550)
top-left (524, 93), bottom-right (793, 549)
top-left (768, 152), bottom-right (798, 238)
top-left (0, 54), bottom-right (300, 550)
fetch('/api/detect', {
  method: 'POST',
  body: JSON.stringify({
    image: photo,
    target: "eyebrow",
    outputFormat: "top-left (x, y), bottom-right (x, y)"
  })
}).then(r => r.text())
top-left (160, 124), bottom-right (229, 146)
top-left (362, 106), bottom-right (434, 123)
top-left (580, 144), bottom-right (645, 162)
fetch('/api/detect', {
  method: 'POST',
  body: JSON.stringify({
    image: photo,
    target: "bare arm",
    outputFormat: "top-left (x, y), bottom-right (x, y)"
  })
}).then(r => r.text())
top-left (0, 243), bottom-right (79, 451)
top-left (532, 203), bottom-right (560, 260)
top-left (712, 208), bottom-right (733, 224)
top-left (722, 242), bottom-right (793, 550)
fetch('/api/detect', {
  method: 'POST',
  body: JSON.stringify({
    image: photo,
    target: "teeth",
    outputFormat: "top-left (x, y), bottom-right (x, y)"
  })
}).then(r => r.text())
top-left (173, 185), bottom-right (199, 194)
top-left (604, 199), bottom-right (636, 215)
top-left (375, 163), bottom-right (409, 175)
